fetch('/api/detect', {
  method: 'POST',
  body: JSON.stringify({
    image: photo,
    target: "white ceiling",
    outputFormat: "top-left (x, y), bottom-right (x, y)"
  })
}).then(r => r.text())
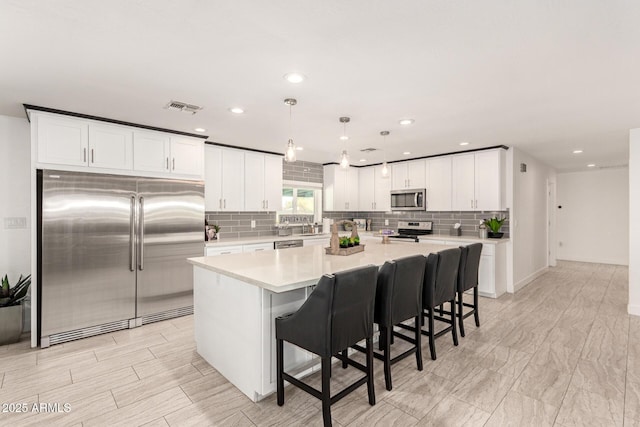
top-left (2, 1), bottom-right (639, 171)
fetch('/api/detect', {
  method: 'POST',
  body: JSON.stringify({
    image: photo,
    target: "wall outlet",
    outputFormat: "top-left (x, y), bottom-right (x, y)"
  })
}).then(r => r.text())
top-left (4, 217), bottom-right (27, 229)
top-left (384, 219), bottom-right (389, 226)
top-left (251, 220), bottom-right (256, 229)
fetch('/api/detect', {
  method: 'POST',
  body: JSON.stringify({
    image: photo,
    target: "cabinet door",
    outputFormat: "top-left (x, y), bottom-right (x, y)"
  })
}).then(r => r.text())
top-left (391, 163), bottom-right (408, 190)
top-left (242, 243), bottom-right (274, 252)
top-left (244, 152), bottom-right (266, 211)
top-left (221, 149), bottom-right (245, 211)
top-left (264, 155), bottom-right (283, 212)
top-left (88, 124), bottom-right (133, 170)
top-left (36, 114), bottom-right (88, 166)
top-left (170, 137), bottom-right (204, 178)
top-left (303, 238), bottom-right (330, 247)
top-left (427, 157), bottom-right (452, 211)
top-left (407, 160), bottom-right (426, 189)
top-left (346, 167), bottom-right (359, 211)
top-left (358, 167), bottom-right (375, 211)
top-left (452, 154), bottom-right (475, 210)
top-left (474, 150), bottom-right (503, 211)
top-left (204, 146), bottom-right (223, 211)
top-left (374, 165), bottom-right (391, 211)
top-left (205, 245), bottom-right (244, 256)
top-left (133, 131), bottom-right (170, 173)
top-left (333, 167), bottom-right (347, 211)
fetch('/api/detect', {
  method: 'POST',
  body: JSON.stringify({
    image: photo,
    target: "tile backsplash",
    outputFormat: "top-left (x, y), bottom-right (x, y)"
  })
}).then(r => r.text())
top-left (282, 160), bottom-right (323, 183)
top-left (205, 212), bottom-right (277, 239)
top-left (322, 210), bottom-right (510, 238)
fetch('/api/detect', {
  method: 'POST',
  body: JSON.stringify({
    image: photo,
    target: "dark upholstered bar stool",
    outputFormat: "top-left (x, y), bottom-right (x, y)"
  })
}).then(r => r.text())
top-left (276, 265), bottom-right (378, 427)
top-left (457, 243), bottom-right (483, 337)
top-left (353, 255), bottom-right (426, 391)
top-left (421, 248), bottom-right (462, 360)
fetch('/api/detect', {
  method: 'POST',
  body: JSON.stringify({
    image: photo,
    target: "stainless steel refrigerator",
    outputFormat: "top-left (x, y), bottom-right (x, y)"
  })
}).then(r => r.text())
top-left (38, 170), bottom-right (204, 347)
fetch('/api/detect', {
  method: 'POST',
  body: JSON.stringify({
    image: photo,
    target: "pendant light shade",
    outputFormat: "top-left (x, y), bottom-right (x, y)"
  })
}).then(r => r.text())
top-left (339, 117), bottom-right (350, 168)
top-left (380, 131), bottom-right (390, 178)
top-left (284, 98), bottom-right (297, 163)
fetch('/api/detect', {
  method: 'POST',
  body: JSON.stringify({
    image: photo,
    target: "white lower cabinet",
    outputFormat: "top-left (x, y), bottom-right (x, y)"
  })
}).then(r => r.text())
top-left (243, 243), bottom-right (274, 253)
top-left (303, 237), bottom-right (330, 247)
top-left (205, 245), bottom-right (244, 256)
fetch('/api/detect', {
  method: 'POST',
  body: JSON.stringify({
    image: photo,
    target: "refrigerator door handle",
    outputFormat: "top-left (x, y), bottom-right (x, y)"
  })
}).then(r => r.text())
top-left (130, 195), bottom-right (136, 271)
top-left (138, 196), bottom-right (144, 271)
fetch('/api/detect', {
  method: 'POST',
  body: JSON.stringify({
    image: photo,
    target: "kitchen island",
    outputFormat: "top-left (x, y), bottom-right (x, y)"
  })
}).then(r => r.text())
top-left (188, 240), bottom-right (454, 402)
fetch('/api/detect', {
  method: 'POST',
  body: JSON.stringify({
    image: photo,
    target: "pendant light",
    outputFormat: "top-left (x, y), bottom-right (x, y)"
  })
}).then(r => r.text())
top-left (380, 131), bottom-right (390, 178)
top-left (339, 117), bottom-right (350, 168)
top-left (284, 98), bottom-right (297, 162)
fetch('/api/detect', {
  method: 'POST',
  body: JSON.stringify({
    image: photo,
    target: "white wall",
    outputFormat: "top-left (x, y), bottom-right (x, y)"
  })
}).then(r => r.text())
top-left (557, 168), bottom-right (629, 265)
top-left (508, 147), bottom-right (556, 292)
top-left (629, 129), bottom-right (640, 316)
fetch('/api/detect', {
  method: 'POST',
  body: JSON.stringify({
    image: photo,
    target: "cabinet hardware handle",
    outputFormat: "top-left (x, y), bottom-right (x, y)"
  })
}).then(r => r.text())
top-left (255, 248), bottom-right (264, 251)
top-left (224, 199), bottom-right (226, 209)
top-left (475, 200), bottom-right (478, 209)
top-left (91, 149), bottom-right (94, 163)
top-left (471, 199), bottom-right (474, 209)
top-left (172, 158), bottom-right (175, 170)
top-left (130, 195), bottom-right (136, 272)
top-left (266, 200), bottom-right (268, 209)
top-left (221, 251), bottom-right (231, 255)
top-left (139, 197), bottom-right (144, 271)
top-left (166, 157), bottom-right (169, 170)
top-left (83, 148), bottom-right (87, 162)
top-left (219, 199), bottom-right (222, 209)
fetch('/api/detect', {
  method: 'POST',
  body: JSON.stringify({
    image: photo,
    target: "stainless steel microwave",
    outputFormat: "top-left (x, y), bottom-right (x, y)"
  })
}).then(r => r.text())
top-left (390, 188), bottom-right (426, 211)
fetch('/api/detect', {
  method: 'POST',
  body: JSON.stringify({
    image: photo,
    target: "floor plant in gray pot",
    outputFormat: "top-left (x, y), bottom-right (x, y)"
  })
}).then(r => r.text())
top-left (0, 274), bottom-right (31, 345)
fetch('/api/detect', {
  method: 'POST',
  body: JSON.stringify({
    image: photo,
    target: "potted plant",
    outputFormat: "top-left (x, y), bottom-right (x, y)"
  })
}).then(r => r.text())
top-left (0, 274), bottom-right (31, 345)
top-left (353, 236), bottom-right (360, 246)
top-left (483, 217), bottom-right (506, 239)
top-left (339, 236), bottom-right (350, 248)
top-left (209, 224), bottom-right (221, 240)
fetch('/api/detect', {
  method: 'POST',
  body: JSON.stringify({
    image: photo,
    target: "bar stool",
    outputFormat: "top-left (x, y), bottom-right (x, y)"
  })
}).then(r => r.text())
top-left (422, 248), bottom-right (461, 360)
top-left (354, 255), bottom-right (426, 391)
top-left (457, 243), bottom-right (483, 337)
top-left (276, 265), bottom-right (378, 427)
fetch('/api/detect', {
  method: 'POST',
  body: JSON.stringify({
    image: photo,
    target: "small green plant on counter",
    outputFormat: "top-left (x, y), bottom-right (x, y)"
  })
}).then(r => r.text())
top-left (212, 224), bottom-right (221, 233)
top-left (0, 274), bottom-right (31, 308)
top-left (483, 217), bottom-right (506, 233)
top-left (353, 236), bottom-right (360, 246)
top-left (339, 236), bottom-right (350, 248)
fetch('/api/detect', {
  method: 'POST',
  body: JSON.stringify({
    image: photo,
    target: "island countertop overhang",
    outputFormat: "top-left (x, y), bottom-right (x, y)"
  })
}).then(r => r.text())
top-left (188, 241), bottom-right (457, 293)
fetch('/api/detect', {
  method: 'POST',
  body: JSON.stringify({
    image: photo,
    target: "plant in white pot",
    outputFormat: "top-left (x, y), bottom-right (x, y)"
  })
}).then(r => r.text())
top-left (0, 274), bottom-right (31, 345)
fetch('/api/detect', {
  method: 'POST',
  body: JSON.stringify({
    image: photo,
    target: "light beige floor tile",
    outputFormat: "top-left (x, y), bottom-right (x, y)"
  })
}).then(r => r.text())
top-left (0, 395), bottom-right (39, 424)
top-left (112, 363), bottom-right (203, 407)
top-left (141, 418), bottom-right (171, 427)
top-left (219, 411), bottom-right (259, 426)
top-left (132, 348), bottom-right (205, 379)
top-left (39, 366), bottom-right (139, 406)
top-left (512, 363), bottom-right (572, 407)
top-left (416, 395), bottom-right (491, 426)
top-left (423, 347), bottom-right (483, 384)
top-left (0, 351), bottom-right (38, 376)
top-left (35, 347), bottom-right (99, 371)
top-left (528, 341), bottom-right (581, 373)
top-left (0, 366), bottom-right (72, 401)
top-left (581, 323), bottom-right (628, 370)
top-left (36, 334), bottom-right (116, 361)
top-left (570, 358), bottom-right (625, 399)
top-left (71, 348), bottom-right (155, 382)
top-left (148, 334), bottom-right (197, 359)
top-left (555, 386), bottom-right (623, 427)
top-left (484, 391), bottom-right (559, 427)
top-left (84, 387), bottom-right (192, 427)
top-left (625, 380), bottom-right (640, 422)
top-left (544, 326), bottom-right (588, 352)
top-left (479, 344), bottom-right (532, 377)
top-left (451, 366), bottom-right (515, 413)
top-left (383, 372), bottom-right (455, 419)
top-left (345, 401), bottom-right (419, 427)
top-left (21, 390), bottom-right (117, 426)
top-left (179, 370), bottom-right (237, 403)
top-left (94, 332), bottom-right (168, 361)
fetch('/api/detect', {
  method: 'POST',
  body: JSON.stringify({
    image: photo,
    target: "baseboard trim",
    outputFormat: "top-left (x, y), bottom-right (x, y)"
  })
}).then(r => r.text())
top-left (556, 256), bottom-right (628, 266)
top-left (514, 267), bottom-right (549, 293)
top-left (628, 304), bottom-right (640, 317)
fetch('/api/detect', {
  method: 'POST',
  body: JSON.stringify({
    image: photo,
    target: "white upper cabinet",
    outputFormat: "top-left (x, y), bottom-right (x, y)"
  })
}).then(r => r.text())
top-left (391, 159), bottom-right (426, 190)
top-left (452, 149), bottom-right (505, 211)
top-left (426, 156), bottom-right (452, 211)
top-left (244, 152), bottom-right (283, 212)
top-left (88, 124), bottom-right (133, 170)
top-left (170, 137), bottom-right (204, 178)
top-left (324, 165), bottom-right (358, 211)
top-left (133, 131), bottom-right (171, 173)
top-left (358, 165), bottom-right (391, 211)
top-left (33, 111), bottom-right (205, 179)
top-left (205, 145), bottom-right (245, 211)
top-left (36, 114), bottom-right (89, 167)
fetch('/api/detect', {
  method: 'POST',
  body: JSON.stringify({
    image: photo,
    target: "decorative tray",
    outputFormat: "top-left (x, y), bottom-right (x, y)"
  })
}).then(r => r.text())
top-left (325, 244), bottom-right (365, 256)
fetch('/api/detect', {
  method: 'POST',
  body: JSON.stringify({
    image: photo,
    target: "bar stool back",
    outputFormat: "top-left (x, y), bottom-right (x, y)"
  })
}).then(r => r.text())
top-left (457, 243), bottom-right (483, 337)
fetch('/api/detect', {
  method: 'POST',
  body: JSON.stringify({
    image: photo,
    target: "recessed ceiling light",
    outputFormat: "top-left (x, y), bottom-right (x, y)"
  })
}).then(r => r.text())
top-left (194, 127), bottom-right (206, 132)
top-left (459, 141), bottom-right (469, 146)
top-left (359, 159), bottom-right (367, 162)
top-left (229, 107), bottom-right (244, 114)
top-left (573, 150), bottom-right (583, 154)
top-left (339, 135), bottom-right (349, 141)
top-left (399, 119), bottom-right (415, 125)
top-left (284, 72), bottom-right (306, 83)
top-left (403, 151), bottom-right (411, 155)
top-left (587, 163), bottom-right (596, 167)
top-left (295, 146), bottom-right (303, 151)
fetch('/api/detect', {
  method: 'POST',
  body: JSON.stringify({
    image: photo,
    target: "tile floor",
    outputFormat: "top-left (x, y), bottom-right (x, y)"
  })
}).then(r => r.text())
top-left (0, 261), bottom-right (635, 426)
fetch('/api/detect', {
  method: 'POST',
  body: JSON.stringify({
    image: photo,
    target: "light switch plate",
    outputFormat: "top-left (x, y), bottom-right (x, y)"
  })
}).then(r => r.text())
top-left (251, 220), bottom-right (256, 229)
top-left (384, 219), bottom-right (389, 226)
top-left (4, 217), bottom-right (27, 229)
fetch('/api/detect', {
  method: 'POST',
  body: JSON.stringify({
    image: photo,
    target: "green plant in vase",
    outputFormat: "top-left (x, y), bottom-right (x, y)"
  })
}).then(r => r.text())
top-left (483, 217), bottom-right (506, 238)
top-left (353, 236), bottom-right (360, 246)
top-left (339, 236), bottom-right (350, 248)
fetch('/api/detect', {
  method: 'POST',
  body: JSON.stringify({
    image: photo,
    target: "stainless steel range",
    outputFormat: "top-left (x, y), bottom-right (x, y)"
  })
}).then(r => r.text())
top-left (389, 220), bottom-right (433, 242)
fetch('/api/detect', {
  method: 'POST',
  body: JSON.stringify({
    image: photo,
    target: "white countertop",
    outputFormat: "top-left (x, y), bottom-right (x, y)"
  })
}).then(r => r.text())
top-left (204, 232), bottom-right (509, 247)
top-left (189, 240), bottom-right (456, 293)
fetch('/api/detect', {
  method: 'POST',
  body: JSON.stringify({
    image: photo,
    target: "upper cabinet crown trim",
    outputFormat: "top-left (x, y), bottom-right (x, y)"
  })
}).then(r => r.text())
top-left (24, 104), bottom-right (208, 140)
top-left (206, 141), bottom-right (283, 157)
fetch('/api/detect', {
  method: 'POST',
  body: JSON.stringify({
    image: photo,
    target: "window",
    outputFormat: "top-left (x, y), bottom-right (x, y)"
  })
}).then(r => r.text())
top-left (280, 185), bottom-right (322, 221)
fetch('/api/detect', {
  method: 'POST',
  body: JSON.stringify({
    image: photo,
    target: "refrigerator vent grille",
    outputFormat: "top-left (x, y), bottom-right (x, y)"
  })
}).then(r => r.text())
top-left (141, 306), bottom-right (194, 325)
top-left (48, 320), bottom-right (130, 346)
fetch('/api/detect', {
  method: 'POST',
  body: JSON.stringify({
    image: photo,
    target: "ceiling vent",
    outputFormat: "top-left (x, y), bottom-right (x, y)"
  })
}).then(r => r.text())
top-left (164, 100), bottom-right (203, 115)
top-left (360, 148), bottom-right (378, 153)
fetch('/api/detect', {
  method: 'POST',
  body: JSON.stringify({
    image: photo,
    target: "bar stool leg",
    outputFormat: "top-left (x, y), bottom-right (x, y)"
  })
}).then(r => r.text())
top-left (366, 336), bottom-right (376, 406)
top-left (341, 350), bottom-right (348, 369)
top-left (428, 309), bottom-right (436, 360)
top-left (383, 326), bottom-right (392, 391)
top-left (277, 338), bottom-right (284, 406)
top-left (474, 287), bottom-right (480, 327)
top-left (458, 290), bottom-right (466, 337)
top-left (321, 357), bottom-right (332, 427)
top-left (414, 315), bottom-right (423, 371)
top-left (451, 300), bottom-right (459, 346)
